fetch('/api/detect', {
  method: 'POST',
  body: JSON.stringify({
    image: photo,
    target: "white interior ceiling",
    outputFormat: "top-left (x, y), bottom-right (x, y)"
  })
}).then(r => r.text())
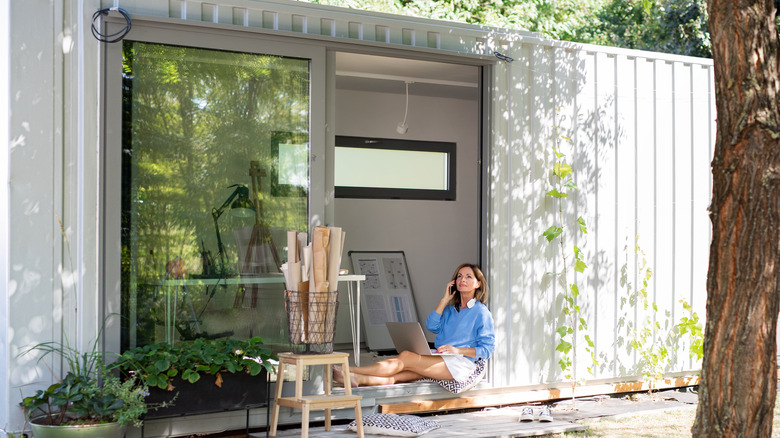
top-left (335, 52), bottom-right (481, 100)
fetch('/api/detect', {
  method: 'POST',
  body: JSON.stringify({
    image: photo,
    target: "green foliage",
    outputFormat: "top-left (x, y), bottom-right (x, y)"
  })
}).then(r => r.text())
top-left (626, 242), bottom-right (668, 390)
top-left (590, 0), bottom-right (710, 57)
top-left (677, 299), bottom-right (704, 361)
top-left (114, 337), bottom-right (276, 391)
top-left (542, 117), bottom-right (595, 388)
top-left (619, 239), bottom-right (705, 391)
top-left (305, 0), bottom-right (712, 57)
top-left (18, 339), bottom-right (149, 427)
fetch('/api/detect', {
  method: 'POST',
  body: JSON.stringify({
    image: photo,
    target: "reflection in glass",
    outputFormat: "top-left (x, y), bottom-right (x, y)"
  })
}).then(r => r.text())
top-left (120, 42), bottom-right (309, 351)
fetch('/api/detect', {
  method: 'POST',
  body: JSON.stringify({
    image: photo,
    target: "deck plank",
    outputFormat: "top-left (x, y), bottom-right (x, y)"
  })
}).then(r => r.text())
top-left (260, 407), bottom-right (586, 437)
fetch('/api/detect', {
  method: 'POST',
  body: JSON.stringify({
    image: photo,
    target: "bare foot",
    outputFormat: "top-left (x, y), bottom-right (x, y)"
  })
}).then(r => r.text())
top-left (333, 365), bottom-right (359, 388)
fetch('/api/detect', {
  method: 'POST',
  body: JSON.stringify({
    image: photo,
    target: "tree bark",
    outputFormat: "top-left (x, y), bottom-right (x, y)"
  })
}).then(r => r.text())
top-left (693, 0), bottom-right (780, 436)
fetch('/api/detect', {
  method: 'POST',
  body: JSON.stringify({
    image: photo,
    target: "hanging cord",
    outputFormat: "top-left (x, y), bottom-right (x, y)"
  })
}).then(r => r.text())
top-left (401, 81), bottom-right (409, 126)
top-left (396, 81), bottom-right (411, 133)
top-left (91, 7), bottom-right (132, 43)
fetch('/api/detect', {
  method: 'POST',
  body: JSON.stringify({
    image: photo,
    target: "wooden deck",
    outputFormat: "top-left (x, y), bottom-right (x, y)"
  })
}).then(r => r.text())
top-left (258, 406), bottom-right (586, 438)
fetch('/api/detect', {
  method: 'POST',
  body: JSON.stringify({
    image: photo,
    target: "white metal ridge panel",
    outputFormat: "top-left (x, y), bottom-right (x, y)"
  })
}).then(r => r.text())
top-left (100, 0), bottom-right (714, 66)
top-left (99, 0), bottom-right (539, 55)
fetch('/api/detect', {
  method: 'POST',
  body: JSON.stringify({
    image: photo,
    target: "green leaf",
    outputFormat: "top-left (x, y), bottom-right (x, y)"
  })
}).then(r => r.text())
top-left (577, 217), bottom-right (587, 233)
top-left (556, 326), bottom-right (569, 338)
top-left (543, 226), bottom-right (563, 242)
top-left (565, 180), bottom-right (578, 191)
top-left (584, 334), bottom-right (595, 348)
top-left (554, 162), bottom-right (572, 179)
top-left (570, 284), bottom-right (579, 298)
top-left (546, 189), bottom-right (569, 198)
top-left (574, 259), bottom-right (587, 273)
top-left (154, 359), bottom-right (170, 373)
top-left (552, 146), bottom-right (564, 159)
top-left (560, 136), bottom-right (571, 142)
top-left (556, 340), bottom-right (573, 354)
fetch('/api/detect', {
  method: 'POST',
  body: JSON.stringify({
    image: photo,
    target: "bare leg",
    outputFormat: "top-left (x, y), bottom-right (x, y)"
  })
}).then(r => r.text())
top-left (350, 370), bottom-right (425, 386)
top-left (337, 351), bottom-right (453, 387)
top-left (333, 365), bottom-right (359, 387)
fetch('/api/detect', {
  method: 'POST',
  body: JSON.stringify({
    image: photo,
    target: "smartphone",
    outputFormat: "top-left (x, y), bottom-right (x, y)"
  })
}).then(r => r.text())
top-left (450, 283), bottom-right (457, 295)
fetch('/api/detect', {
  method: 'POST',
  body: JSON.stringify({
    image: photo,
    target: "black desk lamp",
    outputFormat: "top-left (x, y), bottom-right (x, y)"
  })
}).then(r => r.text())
top-left (212, 184), bottom-right (255, 275)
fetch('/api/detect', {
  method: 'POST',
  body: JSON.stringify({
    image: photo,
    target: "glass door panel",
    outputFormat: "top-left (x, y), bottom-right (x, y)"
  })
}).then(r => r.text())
top-left (121, 41), bottom-right (309, 350)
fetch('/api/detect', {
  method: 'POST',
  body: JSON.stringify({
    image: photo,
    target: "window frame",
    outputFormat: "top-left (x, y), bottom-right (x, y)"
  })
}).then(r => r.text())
top-left (100, 18), bottom-right (326, 354)
top-left (334, 135), bottom-right (457, 201)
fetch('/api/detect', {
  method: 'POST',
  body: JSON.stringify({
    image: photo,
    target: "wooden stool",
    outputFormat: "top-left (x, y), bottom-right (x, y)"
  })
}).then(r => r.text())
top-left (269, 352), bottom-right (363, 438)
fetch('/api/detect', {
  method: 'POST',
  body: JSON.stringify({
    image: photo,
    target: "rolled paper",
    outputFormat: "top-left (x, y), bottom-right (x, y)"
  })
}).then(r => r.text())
top-left (287, 230), bottom-right (298, 263)
top-left (297, 281), bottom-right (310, 343)
top-left (312, 226), bottom-right (330, 293)
top-left (287, 290), bottom-right (304, 344)
top-left (326, 227), bottom-right (342, 293)
top-left (288, 261), bottom-right (301, 293)
top-left (311, 226), bottom-right (330, 343)
top-left (302, 245), bottom-right (312, 283)
top-left (297, 232), bottom-right (308, 265)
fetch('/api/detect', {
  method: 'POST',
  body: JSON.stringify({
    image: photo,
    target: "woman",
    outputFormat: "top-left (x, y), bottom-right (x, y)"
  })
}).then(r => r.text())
top-left (334, 263), bottom-right (495, 387)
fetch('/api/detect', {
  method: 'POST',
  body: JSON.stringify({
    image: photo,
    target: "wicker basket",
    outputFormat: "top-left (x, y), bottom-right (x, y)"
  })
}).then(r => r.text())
top-left (284, 290), bottom-right (339, 354)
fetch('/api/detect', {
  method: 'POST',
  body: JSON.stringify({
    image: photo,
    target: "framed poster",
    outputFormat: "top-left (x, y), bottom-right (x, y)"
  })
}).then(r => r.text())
top-left (348, 251), bottom-right (419, 351)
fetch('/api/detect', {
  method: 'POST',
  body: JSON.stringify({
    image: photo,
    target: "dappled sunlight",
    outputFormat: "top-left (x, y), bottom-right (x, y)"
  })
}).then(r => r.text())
top-left (489, 38), bottom-right (712, 388)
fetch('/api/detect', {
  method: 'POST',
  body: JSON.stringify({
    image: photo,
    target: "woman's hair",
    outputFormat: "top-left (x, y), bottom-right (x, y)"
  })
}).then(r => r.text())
top-left (448, 263), bottom-right (489, 307)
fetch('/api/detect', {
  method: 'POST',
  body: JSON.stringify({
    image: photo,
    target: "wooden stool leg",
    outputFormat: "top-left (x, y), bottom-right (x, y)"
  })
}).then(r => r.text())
top-left (353, 400), bottom-right (364, 438)
top-left (301, 404), bottom-right (310, 438)
top-left (269, 361), bottom-right (285, 437)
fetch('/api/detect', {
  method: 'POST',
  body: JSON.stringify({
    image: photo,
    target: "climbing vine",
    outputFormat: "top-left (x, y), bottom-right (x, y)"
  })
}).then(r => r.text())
top-left (541, 125), bottom-right (597, 391)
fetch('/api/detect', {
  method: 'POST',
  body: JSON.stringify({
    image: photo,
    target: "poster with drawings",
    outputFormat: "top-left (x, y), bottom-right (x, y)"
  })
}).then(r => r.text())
top-left (349, 251), bottom-right (419, 351)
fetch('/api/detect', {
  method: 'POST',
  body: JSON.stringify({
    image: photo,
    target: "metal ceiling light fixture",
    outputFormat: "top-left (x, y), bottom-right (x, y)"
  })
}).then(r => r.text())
top-left (396, 81), bottom-right (411, 134)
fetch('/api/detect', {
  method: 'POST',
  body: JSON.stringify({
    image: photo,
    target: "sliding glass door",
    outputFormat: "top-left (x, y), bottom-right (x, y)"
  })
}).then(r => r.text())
top-left (106, 27), bottom-right (324, 351)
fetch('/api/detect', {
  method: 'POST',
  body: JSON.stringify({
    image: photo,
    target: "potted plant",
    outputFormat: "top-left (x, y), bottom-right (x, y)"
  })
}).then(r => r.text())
top-left (114, 336), bottom-right (276, 418)
top-left (18, 338), bottom-right (150, 438)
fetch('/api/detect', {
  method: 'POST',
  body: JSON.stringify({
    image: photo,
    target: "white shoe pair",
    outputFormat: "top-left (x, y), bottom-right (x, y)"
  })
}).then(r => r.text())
top-left (519, 405), bottom-right (553, 422)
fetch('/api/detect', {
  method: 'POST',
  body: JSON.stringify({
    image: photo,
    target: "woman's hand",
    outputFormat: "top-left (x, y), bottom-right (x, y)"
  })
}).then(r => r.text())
top-left (442, 281), bottom-right (456, 302)
top-left (437, 344), bottom-right (476, 357)
top-left (435, 281), bottom-right (456, 314)
top-left (436, 344), bottom-right (459, 355)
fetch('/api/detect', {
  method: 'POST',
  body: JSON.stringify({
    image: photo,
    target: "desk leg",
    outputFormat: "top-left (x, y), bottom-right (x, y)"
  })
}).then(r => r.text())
top-left (356, 281), bottom-right (361, 367)
top-left (324, 363), bottom-right (332, 431)
top-left (269, 361), bottom-right (285, 437)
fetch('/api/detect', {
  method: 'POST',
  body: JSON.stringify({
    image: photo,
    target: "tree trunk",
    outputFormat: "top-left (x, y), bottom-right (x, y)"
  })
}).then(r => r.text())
top-left (693, 0), bottom-right (780, 436)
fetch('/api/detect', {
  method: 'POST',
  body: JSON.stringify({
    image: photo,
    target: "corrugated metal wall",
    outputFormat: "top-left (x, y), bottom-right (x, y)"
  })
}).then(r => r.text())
top-left (103, 0), bottom-right (716, 388)
top-left (489, 39), bottom-right (715, 387)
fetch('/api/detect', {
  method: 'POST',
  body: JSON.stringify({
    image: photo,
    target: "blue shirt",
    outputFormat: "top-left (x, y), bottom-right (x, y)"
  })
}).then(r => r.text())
top-left (425, 301), bottom-right (495, 362)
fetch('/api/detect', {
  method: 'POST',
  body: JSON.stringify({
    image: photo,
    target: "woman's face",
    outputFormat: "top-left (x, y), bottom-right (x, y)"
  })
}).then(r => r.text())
top-left (455, 267), bottom-right (480, 294)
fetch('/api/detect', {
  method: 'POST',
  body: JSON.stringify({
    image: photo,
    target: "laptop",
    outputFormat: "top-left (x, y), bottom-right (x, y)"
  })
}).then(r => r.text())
top-left (385, 322), bottom-right (459, 356)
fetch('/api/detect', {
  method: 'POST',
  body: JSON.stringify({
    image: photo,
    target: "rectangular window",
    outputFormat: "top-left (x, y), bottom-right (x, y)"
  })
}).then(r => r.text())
top-left (334, 136), bottom-right (456, 200)
top-left (120, 41), bottom-right (310, 350)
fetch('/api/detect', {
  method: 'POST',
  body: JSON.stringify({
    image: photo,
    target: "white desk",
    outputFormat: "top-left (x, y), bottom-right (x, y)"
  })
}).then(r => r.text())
top-left (338, 274), bottom-right (365, 366)
top-left (158, 274), bottom-right (366, 364)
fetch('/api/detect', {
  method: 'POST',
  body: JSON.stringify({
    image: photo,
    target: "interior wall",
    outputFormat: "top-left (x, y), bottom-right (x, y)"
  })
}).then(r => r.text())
top-left (332, 87), bottom-right (480, 345)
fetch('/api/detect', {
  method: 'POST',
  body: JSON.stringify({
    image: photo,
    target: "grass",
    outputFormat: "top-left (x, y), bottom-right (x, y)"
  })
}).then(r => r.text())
top-left (547, 396), bottom-right (780, 437)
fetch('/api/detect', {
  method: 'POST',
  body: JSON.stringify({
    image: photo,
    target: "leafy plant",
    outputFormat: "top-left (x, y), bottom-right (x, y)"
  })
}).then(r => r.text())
top-left (114, 337), bottom-right (276, 391)
top-left (541, 118), bottom-right (596, 393)
top-left (620, 238), bottom-right (704, 393)
top-left (18, 337), bottom-right (149, 428)
top-left (626, 240), bottom-right (670, 392)
top-left (676, 299), bottom-right (704, 361)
